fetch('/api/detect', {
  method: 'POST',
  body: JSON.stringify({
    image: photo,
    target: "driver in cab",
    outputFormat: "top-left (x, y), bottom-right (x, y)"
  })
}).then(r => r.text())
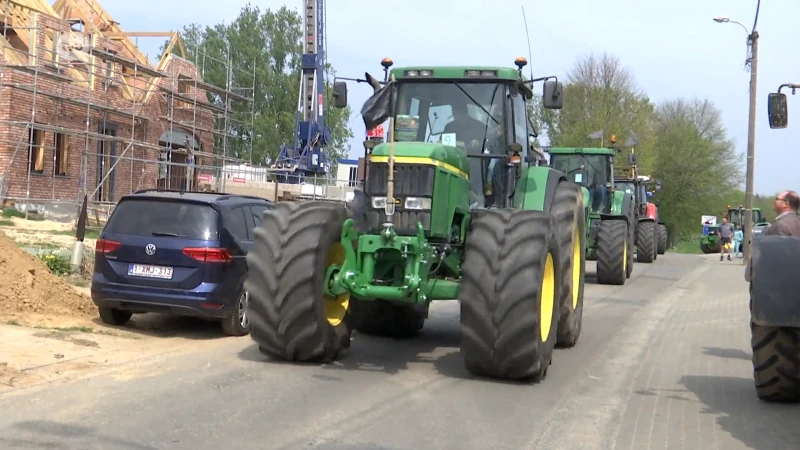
top-left (443, 98), bottom-right (486, 152)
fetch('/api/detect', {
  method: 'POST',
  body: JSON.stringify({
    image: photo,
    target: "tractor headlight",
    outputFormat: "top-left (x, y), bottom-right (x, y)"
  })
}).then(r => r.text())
top-left (404, 197), bottom-right (431, 210)
top-left (371, 197), bottom-right (387, 208)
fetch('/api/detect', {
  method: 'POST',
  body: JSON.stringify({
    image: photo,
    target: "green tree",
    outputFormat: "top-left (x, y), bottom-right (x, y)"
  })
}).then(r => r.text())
top-left (650, 97), bottom-right (743, 238)
top-left (159, 4), bottom-right (353, 171)
top-left (538, 52), bottom-right (656, 167)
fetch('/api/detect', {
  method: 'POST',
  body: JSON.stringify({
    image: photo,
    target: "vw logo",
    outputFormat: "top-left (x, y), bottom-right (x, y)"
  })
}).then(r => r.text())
top-left (145, 244), bottom-right (156, 256)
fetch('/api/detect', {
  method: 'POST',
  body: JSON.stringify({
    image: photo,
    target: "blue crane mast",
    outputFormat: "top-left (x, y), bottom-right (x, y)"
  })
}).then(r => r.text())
top-left (271, 0), bottom-right (331, 184)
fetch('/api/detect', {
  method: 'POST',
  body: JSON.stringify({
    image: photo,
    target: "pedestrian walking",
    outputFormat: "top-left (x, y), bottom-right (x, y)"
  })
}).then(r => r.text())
top-left (733, 225), bottom-right (744, 258)
top-left (718, 216), bottom-right (734, 262)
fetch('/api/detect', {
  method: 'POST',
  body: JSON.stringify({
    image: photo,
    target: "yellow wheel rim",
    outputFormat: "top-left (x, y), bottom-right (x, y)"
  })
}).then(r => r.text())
top-left (540, 253), bottom-right (556, 342)
top-left (323, 242), bottom-right (350, 326)
top-left (623, 239), bottom-right (628, 272)
top-left (572, 228), bottom-right (581, 309)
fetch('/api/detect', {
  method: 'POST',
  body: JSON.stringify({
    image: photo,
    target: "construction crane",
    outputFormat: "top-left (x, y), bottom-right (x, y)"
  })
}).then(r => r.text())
top-left (271, 0), bottom-right (331, 183)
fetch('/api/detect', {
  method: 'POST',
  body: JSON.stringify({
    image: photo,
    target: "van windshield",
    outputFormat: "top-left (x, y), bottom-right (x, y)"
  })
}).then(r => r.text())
top-left (105, 199), bottom-right (219, 241)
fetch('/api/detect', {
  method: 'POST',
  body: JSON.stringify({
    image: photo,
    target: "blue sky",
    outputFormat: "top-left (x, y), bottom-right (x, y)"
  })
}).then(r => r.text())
top-left (101, 0), bottom-right (799, 195)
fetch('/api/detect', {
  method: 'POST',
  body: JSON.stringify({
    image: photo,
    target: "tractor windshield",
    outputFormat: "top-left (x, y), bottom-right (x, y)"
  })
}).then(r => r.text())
top-left (727, 208), bottom-right (765, 227)
top-left (549, 153), bottom-right (611, 213)
top-left (393, 81), bottom-right (509, 207)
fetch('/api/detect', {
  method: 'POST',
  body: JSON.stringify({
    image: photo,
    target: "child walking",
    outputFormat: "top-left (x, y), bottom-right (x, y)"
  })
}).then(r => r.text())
top-left (733, 225), bottom-right (744, 258)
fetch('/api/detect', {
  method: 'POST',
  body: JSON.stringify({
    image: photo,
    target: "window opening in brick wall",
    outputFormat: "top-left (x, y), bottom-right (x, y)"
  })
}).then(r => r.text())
top-left (54, 133), bottom-right (68, 176)
top-left (0, 22), bottom-right (30, 59)
top-left (27, 128), bottom-right (44, 174)
top-left (96, 123), bottom-right (118, 202)
top-left (49, 31), bottom-right (60, 64)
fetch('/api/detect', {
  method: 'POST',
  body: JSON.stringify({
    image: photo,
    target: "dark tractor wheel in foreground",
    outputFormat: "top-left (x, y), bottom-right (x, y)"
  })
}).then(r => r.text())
top-left (221, 290), bottom-right (251, 337)
top-left (350, 299), bottom-right (428, 338)
top-left (752, 322), bottom-right (800, 402)
top-left (459, 209), bottom-right (560, 382)
top-left (246, 201), bottom-right (353, 363)
top-left (636, 221), bottom-right (657, 263)
top-left (656, 224), bottom-right (668, 254)
top-left (550, 181), bottom-right (585, 348)
top-left (98, 307), bottom-right (132, 326)
top-left (596, 220), bottom-right (628, 285)
top-left (700, 242), bottom-right (717, 254)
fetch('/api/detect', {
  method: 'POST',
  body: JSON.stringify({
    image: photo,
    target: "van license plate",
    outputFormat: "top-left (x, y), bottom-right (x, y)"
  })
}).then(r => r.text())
top-left (128, 264), bottom-right (174, 279)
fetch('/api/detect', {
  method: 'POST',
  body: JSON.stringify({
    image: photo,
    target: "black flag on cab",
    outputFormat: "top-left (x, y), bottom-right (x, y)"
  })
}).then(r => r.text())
top-left (360, 81), bottom-right (395, 131)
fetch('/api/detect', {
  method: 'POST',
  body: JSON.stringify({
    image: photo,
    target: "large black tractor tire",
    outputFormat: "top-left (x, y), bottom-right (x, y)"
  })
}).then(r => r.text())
top-left (350, 299), bottom-right (428, 338)
top-left (752, 323), bottom-right (800, 402)
top-left (550, 182), bottom-right (585, 348)
top-left (656, 224), bottom-right (668, 254)
top-left (636, 221), bottom-right (657, 263)
top-left (245, 201), bottom-right (353, 363)
top-left (596, 220), bottom-right (628, 285)
top-left (459, 209), bottom-right (560, 381)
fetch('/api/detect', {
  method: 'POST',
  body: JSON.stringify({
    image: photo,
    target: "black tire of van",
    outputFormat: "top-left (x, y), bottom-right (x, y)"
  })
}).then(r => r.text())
top-left (98, 307), bottom-right (132, 326)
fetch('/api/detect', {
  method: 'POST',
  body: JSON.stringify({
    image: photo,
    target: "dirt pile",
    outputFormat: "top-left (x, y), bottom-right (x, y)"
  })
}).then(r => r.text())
top-left (0, 231), bottom-right (95, 322)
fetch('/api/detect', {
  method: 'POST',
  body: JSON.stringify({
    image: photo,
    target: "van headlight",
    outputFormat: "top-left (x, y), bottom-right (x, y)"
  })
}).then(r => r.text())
top-left (404, 197), bottom-right (431, 210)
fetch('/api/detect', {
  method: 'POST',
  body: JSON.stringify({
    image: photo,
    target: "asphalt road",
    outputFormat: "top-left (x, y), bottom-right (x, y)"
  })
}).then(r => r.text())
top-left (0, 254), bottom-right (730, 450)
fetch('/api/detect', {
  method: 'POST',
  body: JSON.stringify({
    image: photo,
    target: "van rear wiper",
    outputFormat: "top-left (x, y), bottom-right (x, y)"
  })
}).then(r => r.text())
top-left (151, 231), bottom-right (188, 237)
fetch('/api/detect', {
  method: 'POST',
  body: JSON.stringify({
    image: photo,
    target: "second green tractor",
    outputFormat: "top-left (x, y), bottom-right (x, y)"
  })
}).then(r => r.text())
top-left (547, 145), bottom-right (637, 285)
top-left (244, 59), bottom-right (590, 382)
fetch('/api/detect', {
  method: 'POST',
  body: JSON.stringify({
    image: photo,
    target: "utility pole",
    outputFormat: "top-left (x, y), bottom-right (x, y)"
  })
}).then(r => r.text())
top-left (743, 31), bottom-right (758, 265)
top-left (713, 14), bottom-right (760, 265)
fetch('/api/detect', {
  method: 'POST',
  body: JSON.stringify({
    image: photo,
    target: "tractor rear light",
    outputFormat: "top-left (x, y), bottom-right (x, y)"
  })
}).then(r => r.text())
top-left (95, 238), bottom-right (121, 254)
top-left (183, 247), bottom-right (233, 263)
top-left (404, 197), bottom-right (431, 210)
top-left (404, 70), bottom-right (419, 77)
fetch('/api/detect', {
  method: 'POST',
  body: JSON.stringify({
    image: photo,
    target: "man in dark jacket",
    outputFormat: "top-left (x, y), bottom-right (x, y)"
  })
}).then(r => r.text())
top-left (745, 190), bottom-right (800, 281)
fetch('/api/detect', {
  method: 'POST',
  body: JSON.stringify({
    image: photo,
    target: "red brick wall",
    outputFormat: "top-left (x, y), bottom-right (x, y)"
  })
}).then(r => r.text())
top-left (0, 12), bottom-right (217, 204)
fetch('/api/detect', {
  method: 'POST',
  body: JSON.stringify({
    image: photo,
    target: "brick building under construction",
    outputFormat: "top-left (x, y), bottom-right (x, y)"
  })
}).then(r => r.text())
top-left (0, 0), bottom-right (254, 212)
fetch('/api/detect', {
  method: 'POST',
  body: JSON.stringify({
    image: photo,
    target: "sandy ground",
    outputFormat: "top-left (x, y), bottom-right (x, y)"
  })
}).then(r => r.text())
top-left (0, 216), bottom-right (236, 393)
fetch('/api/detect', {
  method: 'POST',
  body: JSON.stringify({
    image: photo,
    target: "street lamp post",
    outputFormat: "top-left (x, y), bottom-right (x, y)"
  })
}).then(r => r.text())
top-left (713, 16), bottom-right (759, 265)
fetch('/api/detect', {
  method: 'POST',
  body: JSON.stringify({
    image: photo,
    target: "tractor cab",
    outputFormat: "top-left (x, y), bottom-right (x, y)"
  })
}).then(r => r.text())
top-left (334, 59), bottom-right (563, 213)
top-left (548, 147), bottom-right (615, 214)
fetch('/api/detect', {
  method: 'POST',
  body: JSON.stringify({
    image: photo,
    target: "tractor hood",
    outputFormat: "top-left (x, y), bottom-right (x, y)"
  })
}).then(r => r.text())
top-left (369, 142), bottom-right (470, 176)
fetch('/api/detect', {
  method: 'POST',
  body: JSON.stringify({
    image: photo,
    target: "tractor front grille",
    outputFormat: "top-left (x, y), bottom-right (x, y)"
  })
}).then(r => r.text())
top-left (364, 162), bottom-right (435, 197)
top-left (366, 210), bottom-right (432, 236)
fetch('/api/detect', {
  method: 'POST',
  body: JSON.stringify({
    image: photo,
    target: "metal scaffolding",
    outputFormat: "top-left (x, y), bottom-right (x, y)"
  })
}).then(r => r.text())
top-left (0, 0), bottom-right (256, 216)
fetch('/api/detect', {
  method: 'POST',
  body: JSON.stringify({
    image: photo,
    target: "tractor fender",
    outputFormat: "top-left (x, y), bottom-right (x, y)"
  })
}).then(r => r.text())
top-left (751, 236), bottom-right (800, 327)
top-left (644, 202), bottom-right (658, 221)
top-left (517, 165), bottom-right (564, 213)
top-left (542, 170), bottom-right (566, 213)
top-left (600, 192), bottom-right (634, 225)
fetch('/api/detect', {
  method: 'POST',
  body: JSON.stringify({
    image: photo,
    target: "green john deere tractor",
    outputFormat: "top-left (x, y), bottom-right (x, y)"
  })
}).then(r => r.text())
top-left (547, 145), bottom-right (636, 285)
top-left (699, 207), bottom-right (769, 254)
top-left (245, 59), bottom-right (590, 382)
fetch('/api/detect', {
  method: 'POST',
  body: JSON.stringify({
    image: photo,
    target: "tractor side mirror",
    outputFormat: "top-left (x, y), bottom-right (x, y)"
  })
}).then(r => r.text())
top-left (628, 153), bottom-right (637, 165)
top-left (333, 81), bottom-right (348, 108)
top-left (542, 80), bottom-right (563, 110)
top-left (768, 92), bottom-right (788, 129)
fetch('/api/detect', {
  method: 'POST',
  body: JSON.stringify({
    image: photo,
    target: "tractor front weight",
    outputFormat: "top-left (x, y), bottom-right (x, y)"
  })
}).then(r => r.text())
top-left (326, 218), bottom-right (459, 304)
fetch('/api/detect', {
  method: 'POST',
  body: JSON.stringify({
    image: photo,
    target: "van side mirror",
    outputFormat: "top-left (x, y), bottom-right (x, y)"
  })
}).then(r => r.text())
top-left (543, 80), bottom-right (563, 110)
top-left (768, 92), bottom-right (788, 129)
top-left (333, 81), bottom-right (348, 108)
